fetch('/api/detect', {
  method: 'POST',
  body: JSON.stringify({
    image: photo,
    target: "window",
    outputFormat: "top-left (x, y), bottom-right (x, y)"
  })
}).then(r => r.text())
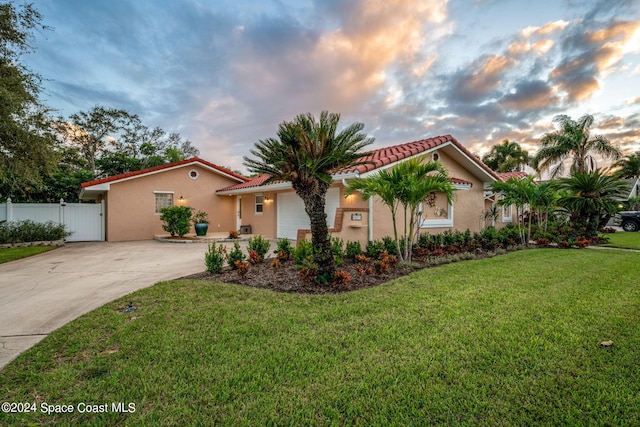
top-left (419, 191), bottom-right (454, 228)
top-left (154, 192), bottom-right (174, 213)
top-left (188, 169), bottom-right (199, 180)
top-left (255, 194), bottom-right (263, 214)
top-left (502, 205), bottom-right (512, 223)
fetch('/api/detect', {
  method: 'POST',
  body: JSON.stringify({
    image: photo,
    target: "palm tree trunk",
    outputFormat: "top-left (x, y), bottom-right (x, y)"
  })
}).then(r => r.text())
top-left (302, 191), bottom-right (335, 283)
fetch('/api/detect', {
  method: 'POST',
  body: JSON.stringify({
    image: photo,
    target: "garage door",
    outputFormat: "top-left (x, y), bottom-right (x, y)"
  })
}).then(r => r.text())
top-left (277, 188), bottom-right (340, 240)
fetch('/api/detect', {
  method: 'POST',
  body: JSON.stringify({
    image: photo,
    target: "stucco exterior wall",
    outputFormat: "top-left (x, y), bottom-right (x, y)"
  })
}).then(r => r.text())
top-left (105, 165), bottom-right (238, 241)
top-left (237, 191), bottom-right (277, 237)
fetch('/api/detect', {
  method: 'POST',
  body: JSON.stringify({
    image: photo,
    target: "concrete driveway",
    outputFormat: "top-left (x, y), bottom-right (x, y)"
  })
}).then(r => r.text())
top-left (0, 240), bottom-right (232, 370)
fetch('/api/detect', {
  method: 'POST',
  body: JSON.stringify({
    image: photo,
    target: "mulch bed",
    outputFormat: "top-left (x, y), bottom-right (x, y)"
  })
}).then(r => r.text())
top-left (181, 252), bottom-right (492, 294)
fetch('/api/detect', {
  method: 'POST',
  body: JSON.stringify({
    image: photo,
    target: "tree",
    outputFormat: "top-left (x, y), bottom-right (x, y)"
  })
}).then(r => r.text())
top-left (490, 176), bottom-right (538, 245)
top-left (531, 114), bottom-right (621, 178)
top-left (53, 106), bottom-right (133, 174)
top-left (244, 111), bottom-right (374, 284)
top-left (557, 170), bottom-right (628, 238)
top-left (0, 2), bottom-right (58, 196)
top-left (613, 151), bottom-right (640, 179)
top-left (349, 157), bottom-right (454, 262)
top-left (482, 139), bottom-right (529, 172)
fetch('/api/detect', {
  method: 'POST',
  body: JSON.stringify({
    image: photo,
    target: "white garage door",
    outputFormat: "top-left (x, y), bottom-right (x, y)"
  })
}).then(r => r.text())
top-left (277, 188), bottom-right (340, 240)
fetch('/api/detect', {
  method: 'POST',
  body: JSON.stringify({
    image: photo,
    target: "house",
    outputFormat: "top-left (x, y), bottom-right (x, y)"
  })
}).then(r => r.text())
top-left (79, 135), bottom-right (515, 243)
top-left (80, 158), bottom-right (247, 241)
top-left (216, 135), bottom-right (513, 246)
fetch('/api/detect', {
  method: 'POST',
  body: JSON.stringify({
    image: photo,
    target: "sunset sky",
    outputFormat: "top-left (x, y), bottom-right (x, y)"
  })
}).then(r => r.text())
top-left (24, 0), bottom-right (640, 173)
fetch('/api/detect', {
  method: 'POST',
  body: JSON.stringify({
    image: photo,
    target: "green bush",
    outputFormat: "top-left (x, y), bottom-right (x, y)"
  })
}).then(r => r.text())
top-left (247, 235), bottom-right (270, 262)
top-left (331, 237), bottom-right (344, 266)
top-left (274, 238), bottom-right (293, 258)
top-left (160, 206), bottom-right (193, 237)
top-left (366, 239), bottom-right (386, 259)
top-left (293, 239), bottom-right (314, 266)
top-left (0, 220), bottom-right (70, 244)
top-left (227, 241), bottom-right (245, 269)
top-left (345, 240), bottom-right (363, 260)
top-left (205, 243), bottom-right (226, 274)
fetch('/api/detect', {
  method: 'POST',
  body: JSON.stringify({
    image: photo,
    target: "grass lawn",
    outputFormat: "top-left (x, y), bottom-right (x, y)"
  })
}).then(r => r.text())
top-left (599, 231), bottom-right (640, 250)
top-left (1, 249), bottom-right (638, 426)
top-left (0, 246), bottom-right (57, 264)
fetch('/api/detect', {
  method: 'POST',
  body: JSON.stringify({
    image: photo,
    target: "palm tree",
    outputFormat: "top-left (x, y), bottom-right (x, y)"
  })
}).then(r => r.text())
top-left (531, 114), bottom-right (621, 178)
top-left (557, 170), bottom-right (628, 238)
top-left (482, 139), bottom-right (529, 172)
top-left (244, 111), bottom-right (374, 284)
top-left (614, 151), bottom-right (640, 179)
top-left (490, 176), bottom-right (537, 245)
top-left (348, 157), bottom-right (454, 262)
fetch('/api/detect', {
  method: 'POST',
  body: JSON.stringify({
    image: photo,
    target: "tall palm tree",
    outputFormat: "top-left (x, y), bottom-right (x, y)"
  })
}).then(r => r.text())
top-left (557, 170), bottom-right (628, 238)
top-left (244, 111), bottom-right (374, 284)
top-left (482, 139), bottom-right (530, 172)
top-left (531, 114), bottom-right (621, 178)
top-left (614, 151), bottom-right (640, 179)
top-left (348, 157), bottom-right (454, 262)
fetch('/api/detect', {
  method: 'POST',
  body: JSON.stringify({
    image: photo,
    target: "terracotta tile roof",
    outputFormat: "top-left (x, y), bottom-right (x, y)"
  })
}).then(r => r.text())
top-left (217, 135), bottom-right (494, 193)
top-left (496, 171), bottom-right (528, 181)
top-left (81, 157), bottom-right (247, 188)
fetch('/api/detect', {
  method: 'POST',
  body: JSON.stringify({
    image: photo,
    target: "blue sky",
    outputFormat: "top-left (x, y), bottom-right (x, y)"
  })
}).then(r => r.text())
top-left (24, 0), bottom-right (640, 173)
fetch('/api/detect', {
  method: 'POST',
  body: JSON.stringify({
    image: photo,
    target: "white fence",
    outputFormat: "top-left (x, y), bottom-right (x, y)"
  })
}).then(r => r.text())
top-left (0, 199), bottom-right (105, 242)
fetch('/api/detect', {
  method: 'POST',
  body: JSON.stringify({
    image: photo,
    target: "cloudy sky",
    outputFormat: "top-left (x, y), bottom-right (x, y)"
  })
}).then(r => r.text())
top-left (24, 0), bottom-right (640, 173)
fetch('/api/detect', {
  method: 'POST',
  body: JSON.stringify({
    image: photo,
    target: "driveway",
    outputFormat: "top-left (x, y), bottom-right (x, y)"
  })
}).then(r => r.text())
top-left (0, 240), bottom-right (234, 370)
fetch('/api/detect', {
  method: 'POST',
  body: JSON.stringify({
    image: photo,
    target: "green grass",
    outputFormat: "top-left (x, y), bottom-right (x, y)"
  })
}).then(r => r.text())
top-left (0, 246), bottom-right (57, 264)
top-left (599, 231), bottom-right (640, 250)
top-left (1, 249), bottom-right (638, 426)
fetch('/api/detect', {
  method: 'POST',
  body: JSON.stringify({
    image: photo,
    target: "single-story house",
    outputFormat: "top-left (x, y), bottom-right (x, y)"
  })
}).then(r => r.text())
top-left (80, 134), bottom-right (517, 243)
top-left (80, 158), bottom-right (248, 241)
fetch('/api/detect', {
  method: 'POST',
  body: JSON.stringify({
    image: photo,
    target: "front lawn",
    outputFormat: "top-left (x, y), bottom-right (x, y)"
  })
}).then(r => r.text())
top-left (599, 231), bottom-right (640, 250)
top-left (0, 246), bottom-right (57, 264)
top-left (1, 249), bottom-right (638, 426)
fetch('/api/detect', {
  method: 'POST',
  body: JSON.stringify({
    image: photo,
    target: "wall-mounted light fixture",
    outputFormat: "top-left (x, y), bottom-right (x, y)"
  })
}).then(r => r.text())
top-left (178, 196), bottom-right (185, 205)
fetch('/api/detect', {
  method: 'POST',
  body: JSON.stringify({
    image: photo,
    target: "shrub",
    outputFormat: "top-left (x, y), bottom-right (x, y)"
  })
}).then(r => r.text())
top-left (160, 206), bottom-right (193, 237)
top-left (235, 260), bottom-right (250, 278)
top-left (293, 239), bottom-right (314, 266)
top-left (374, 250), bottom-right (398, 275)
top-left (0, 220), bottom-right (69, 244)
top-left (382, 236), bottom-right (397, 255)
top-left (332, 270), bottom-right (351, 289)
top-left (274, 238), bottom-right (293, 259)
top-left (247, 235), bottom-right (270, 262)
top-left (366, 239), bottom-right (385, 259)
top-left (345, 240), bottom-right (363, 260)
top-left (227, 242), bottom-right (245, 269)
top-left (228, 230), bottom-right (240, 239)
top-left (248, 250), bottom-right (262, 264)
top-left (297, 257), bottom-right (318, 283)
top-left (191, 210), bottom-right (209, 225)
top-left (331, 237), bottom-right (344, 266)
top-left (205, 243), bottom-right (226, 273)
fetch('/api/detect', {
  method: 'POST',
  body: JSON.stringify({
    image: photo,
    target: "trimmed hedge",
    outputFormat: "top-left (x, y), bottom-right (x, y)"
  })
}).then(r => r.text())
top-left (0, 220), bottom-right (70, 244)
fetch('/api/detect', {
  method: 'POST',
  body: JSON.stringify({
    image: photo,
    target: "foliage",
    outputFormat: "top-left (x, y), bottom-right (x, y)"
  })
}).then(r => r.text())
top-left (293, 239), bottom-right (314, 266)
top-left (365, 239), bottom-right (386, 259)
top-left (532, 114), bottom-right (621, 178)
top-left (482, 139), bottom-right (529, 172)
top-left (0, 220), bottom-right (69, 244)
top-left (247, 235), bottom-right (270, 262)
top-left (348, 157), bottom-right (455, 262)
top-left (274, 238), bottom-right (293, 259)
top-left (191, 210), bottom-right (209, 225)
top-left (204, 244), bottom-right (226, 274)
top-left (227, 242), bottom-right (245, 269)
top-left (556, 170), bottom-right (628, 238)
top-left (228, 230), bottom-right (240, 239)
top-left (248, 250), bottom-right (262, 264)
top-left (613, 150), bottom-right (640, 179)
top-left (159, 206), bottom-right (193, 237)
top-left (0, 2), bottom-right (58, 195)
top-left (331, 236), bottom-right (344, 266)
top-left (297, 257), bottom-right (318, 284)
top-left (235, 260), bottom-right (250, 278)
top-left (345, 240), bottom-right (363, 260)
top-left (332, 270), bottom-right (351, 289)
top-left (244, 110), bottom-right (374, 284)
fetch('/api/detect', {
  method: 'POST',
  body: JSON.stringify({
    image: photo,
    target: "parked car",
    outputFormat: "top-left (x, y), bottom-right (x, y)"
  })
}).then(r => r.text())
top-left (619, 211), bottom-right (640, 232)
